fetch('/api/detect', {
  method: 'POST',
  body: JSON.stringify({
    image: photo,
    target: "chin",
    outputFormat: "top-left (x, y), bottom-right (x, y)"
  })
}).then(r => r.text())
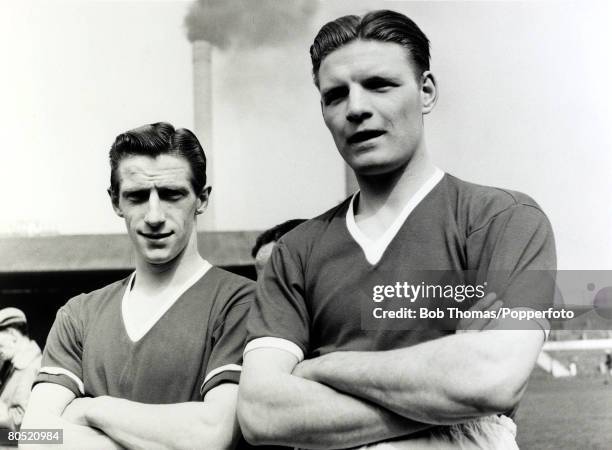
top-left (141, 250), bottom-right (176, 266)
top-left (350, 161), bottom-right (404, 178)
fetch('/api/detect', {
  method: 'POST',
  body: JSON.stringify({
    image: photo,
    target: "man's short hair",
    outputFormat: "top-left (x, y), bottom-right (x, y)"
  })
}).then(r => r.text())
top-left (252, 219), bottom-right (307, 258)
top-left (108, 122), bottom-right (207, 200)
top-left (310, 9), bottom-right (431, 86)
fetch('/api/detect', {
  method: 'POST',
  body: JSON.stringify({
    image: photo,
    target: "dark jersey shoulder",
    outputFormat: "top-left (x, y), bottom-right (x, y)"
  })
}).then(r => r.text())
top-left (442, 173), bottom-right (546, 236)
top-left (204, 266), bottom-right (255, 304)
top-left (196, 266), bottom-right (255, 328)
top-left (205, 266), bottom-right (255, 298)
top-left (277, 197), bottom-right (352, 255)
top-left (59, 275), bottom-right (131, 332)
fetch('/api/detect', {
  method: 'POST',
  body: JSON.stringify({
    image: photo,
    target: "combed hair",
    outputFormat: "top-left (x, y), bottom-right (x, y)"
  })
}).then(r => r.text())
top-left (252, 219), bottom-right (307, 258)
top-left (108, 122), bottom-right (207, 199)
top-left (310, 9), bottom-right (430, 86)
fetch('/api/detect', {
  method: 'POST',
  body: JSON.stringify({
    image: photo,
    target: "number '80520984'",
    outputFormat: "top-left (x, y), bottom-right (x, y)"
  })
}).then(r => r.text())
top-left (7, 429), bottom-right (62, 443)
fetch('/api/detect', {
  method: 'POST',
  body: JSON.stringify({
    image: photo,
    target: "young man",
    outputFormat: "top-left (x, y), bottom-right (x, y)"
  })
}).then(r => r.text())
top-left (22, 123), bottom-right (254, 449)
top-left (238, 10), bottom-right (555, 449)
top-left (0, 308), bottom-right (41, 431)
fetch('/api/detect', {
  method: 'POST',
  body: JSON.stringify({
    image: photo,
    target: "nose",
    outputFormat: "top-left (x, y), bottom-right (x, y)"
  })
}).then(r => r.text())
top-left (346, 86), bottom-right (372, 124)
top-left (144, 190), bottom-right (165, 228)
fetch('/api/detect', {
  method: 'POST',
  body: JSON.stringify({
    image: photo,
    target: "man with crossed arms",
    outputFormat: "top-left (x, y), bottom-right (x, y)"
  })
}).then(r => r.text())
top-left (22, 123), bottom-right (254, 449)
top-left (238, 10), bottom-right (555, 449)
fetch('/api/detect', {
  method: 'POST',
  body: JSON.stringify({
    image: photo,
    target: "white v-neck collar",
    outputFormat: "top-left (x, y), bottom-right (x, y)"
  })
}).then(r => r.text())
top-left (121, 260), bottom-right (212, 342)
top-left (346, 168), bottom-right (445, 265)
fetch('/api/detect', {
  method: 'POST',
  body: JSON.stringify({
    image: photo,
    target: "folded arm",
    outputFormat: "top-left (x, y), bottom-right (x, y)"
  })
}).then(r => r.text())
top-left (67, 383), bottom-right (240, 450)
top-left (19, 383), bottom-right (122, 450)
top-left (294, 328), bottom-right (544, 425)
top-left (238, 347), bottom-right (434, 449)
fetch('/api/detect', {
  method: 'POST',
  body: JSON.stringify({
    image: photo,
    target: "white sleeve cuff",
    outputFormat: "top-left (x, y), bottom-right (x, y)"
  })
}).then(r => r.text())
top-left (244, 337), bottom-right (305, 362)
top-left (202, 364), bottom-right (242, 385)
top-left (39, 366), bottom-right (85, 395)
top-left (200, 364), bottom-right (242, 395)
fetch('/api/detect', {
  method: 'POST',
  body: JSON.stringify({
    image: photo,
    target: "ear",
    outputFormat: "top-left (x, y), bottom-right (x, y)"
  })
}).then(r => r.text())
top-left (420, 71), bottom-right (438, 115)
top-left (195, 186), bottom-right (212, 216)
top-left (108, 188), bottom-right (124, 218)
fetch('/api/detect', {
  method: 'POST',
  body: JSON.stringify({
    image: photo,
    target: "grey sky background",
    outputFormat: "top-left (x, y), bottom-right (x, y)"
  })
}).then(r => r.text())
top-left (1, 0), bottom-right (610, 271)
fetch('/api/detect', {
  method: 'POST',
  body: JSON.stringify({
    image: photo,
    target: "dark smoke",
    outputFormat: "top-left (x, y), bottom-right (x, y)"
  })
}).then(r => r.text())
top-left (185, 0), bottom-right (318, 48)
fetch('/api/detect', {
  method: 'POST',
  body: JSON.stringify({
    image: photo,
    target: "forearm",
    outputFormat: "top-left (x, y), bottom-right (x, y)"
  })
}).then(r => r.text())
top-left (300, 330), bottom-right (542, 424)
top-left (238, 367), bottom-right (432, 449)
top-left (20, 409), bottom-right (123, 450)
top-left (84, 396), bottom-right (237, 450)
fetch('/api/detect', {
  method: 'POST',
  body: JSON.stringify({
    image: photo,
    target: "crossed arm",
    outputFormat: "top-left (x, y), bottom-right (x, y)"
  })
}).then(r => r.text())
top-left (238, 348), bottom-right (432, 449)
top-left (21, 382), bottom-right (240, 450)
top-left (20, 383), bottom-right (122, 450)
top-left (238, 326), bottom-right (544, 449)
top-left (294, 328), bottom-right (543, 424)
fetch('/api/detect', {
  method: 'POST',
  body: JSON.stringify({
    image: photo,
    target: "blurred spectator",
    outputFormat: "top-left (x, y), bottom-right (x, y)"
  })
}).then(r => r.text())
top-left (252, 219), bottom-right (306, 278)
top-left (0, 307), bottom-right (41, 431)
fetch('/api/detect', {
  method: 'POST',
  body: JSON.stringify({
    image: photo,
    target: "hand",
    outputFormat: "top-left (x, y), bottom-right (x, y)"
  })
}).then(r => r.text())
top-left (292, 356), bottom-right (320, 381)
top-left (62, 397), bottom-right (97, 426)
top-left (456, 292), bottom-right (503, 333)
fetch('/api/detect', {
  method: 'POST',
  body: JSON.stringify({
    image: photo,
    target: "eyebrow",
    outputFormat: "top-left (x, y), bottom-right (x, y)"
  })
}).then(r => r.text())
top-left (363, 74), bottom-right (402, 85)
top-left (121, 185), bottom-right (190, 195)
top-left (157, 186), bottom-right (190, 195)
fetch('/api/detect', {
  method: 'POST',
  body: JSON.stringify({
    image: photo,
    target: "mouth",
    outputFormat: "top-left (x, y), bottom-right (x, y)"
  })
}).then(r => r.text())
top-left (139, 231), bottom-right (174, 240)
top-left (347, 129), bottom-right (386, 145)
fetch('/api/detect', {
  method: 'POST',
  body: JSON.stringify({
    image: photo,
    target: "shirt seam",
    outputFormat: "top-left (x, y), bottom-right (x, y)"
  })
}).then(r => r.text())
top-left (467, 203), bottom-right (545, 238)
top-left (210, 300), bottom-right (252, 335)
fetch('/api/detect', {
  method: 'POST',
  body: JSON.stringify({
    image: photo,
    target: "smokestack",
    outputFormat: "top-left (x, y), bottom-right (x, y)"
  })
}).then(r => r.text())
top-left (185, 0), bottom-right (317, 49)
top-left (192, 40), bottom-right (215, 229)
top-left (184, 1), bottom-right (319, 229)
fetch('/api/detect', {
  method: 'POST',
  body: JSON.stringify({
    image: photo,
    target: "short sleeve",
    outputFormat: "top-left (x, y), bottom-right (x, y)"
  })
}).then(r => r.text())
top-left (245, 240), bottom-right (310, 361)
top-left (200, 283), bottom-right (254, 398)
top-left (467, 204), bottom-right (557, 332)
top-left (34, 302), bottom-right (85, 396)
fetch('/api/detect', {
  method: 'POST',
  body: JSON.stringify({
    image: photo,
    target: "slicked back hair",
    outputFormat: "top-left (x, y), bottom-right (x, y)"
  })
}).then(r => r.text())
top-left (310, 9), bottom-right (430, 86)
top-left (108, 122), bottom-right (207, 201)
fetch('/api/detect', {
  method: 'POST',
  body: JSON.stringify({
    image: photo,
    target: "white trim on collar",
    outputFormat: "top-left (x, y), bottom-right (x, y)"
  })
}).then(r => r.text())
top-left (121, 260), bottom-right (212, 342)
top-left (346, 168), bottom-right (445, 265)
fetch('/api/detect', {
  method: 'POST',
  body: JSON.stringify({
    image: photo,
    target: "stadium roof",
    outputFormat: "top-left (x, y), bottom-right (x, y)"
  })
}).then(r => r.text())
top-left (0, 232), bottom-right (259, 272)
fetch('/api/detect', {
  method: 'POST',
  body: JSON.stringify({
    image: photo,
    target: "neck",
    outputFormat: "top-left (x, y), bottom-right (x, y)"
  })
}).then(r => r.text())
top-left (134, 229), bottom-right (205, 291)
top-left (355, 147), bottom-right (436, 215)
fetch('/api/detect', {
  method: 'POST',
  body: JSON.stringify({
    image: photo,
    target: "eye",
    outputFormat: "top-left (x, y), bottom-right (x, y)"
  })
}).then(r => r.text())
top-left (159, 189), bottom-right (187, 201)
top-left (124, 191), bottom-right (148, 203)
top-left (322, 86), bottom-right (348, 106)
top-left (363, 77), bottom-right (398, 91)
